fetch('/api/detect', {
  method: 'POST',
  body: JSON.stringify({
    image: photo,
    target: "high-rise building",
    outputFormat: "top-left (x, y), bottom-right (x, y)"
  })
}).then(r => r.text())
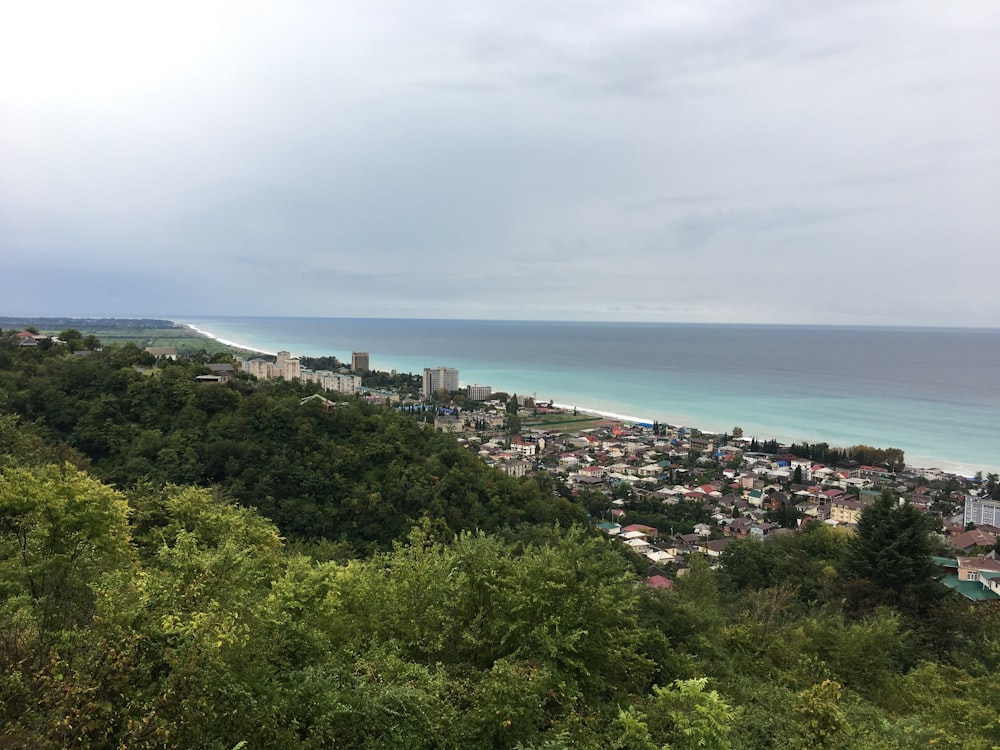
top-left (423, 366), bottom-right (459, 397)
top-left (275, 351), bottom-right (301, 380)
top-left (351, 352), bottom-right (370, 373)
top-left (466, 384), bottom-right (492, 401)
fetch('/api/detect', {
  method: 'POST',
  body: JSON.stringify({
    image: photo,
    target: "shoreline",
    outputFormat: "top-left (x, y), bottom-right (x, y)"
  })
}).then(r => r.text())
top-left (181, 323), bottom-right (278, 357)
top-left (181, 320), bottom-right (991, 479)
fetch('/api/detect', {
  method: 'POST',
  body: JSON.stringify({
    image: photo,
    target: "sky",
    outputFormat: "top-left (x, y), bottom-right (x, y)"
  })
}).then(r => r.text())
top-left (1, 0), bottom-right (999, 326)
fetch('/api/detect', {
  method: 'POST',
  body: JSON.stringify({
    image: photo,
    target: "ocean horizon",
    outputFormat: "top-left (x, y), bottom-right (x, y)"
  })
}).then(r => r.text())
top-left (179, 316), bottom-right (1000, 477)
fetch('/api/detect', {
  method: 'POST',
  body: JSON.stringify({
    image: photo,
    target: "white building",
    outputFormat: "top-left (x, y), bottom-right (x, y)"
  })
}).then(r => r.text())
top-left (316, 371), bottom-right (361, 395)
top-left (965, 495), bottom-right (1000, 527)
top-left (423, 366), bottom-right (459, 396)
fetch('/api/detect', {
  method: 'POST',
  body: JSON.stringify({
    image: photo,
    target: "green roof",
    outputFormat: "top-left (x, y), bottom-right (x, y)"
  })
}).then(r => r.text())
top-left (939, 574), bottom-right (1000, 602)
top-left (932, 556), bottom-right (958, 567)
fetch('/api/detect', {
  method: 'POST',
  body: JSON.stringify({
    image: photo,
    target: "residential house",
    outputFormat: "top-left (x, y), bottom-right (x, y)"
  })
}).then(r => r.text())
top-left (950, 526), bottom-right (998, 553)
top-left (701, 537), bottom-right (734, 559)
top-left (622, 523), bottom-right (658, 539)
top-left (646, 575), bottom-right (674, 590)
top-left (144, 346), bottom-right (177, 360)
top-left (938, 555), bottom-right (1000, 601)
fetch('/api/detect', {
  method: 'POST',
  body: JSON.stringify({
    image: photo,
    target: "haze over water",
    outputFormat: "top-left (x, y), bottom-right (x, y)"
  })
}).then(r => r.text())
top-left (183, 316), bottom-right (1000, 477)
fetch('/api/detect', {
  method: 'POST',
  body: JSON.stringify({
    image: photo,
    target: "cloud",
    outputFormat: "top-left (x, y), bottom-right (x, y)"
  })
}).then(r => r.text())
top-left (1, 0), bottom-right (999, 325)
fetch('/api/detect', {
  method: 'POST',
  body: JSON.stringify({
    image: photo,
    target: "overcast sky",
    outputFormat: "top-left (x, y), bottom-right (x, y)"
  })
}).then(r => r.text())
top-left (2, 1), bottom-right (998, 325)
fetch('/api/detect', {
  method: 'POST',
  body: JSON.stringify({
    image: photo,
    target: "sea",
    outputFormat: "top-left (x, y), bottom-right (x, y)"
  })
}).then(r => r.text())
top-left (179, 317), bottom-right (1000, 478)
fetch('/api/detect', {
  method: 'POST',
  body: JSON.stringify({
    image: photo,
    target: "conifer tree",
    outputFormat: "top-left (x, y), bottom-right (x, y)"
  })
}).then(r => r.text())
top-left (840, 491), bottom-right (941, 613)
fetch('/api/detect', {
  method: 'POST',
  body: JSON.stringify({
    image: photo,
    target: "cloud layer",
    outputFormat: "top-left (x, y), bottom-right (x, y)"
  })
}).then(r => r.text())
top-left (2, 0), bottom-right (998, 324)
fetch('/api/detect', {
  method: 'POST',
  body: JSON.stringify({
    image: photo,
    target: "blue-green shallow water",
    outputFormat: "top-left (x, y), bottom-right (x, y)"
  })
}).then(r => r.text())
top-left (180, 317), bottom-right (1000, 476)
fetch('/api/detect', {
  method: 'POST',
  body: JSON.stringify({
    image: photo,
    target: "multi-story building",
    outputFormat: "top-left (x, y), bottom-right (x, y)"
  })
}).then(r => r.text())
top-left (325, 372), bottom-right (361, 395)
top-left (244, 358), bottom-right (271, 379)
top-left (965, 495), bottom-right (1000, 527)
top-left (274, 351), bottom-right (301, 380)
top-left (422, 366), bottom-right (459, 397)
top-left (466, 384), bottom-right (492, 401)
top-left (304, 370), bottom-right (361, 395)
top-left (351, 352), bottom-right (370, 373)
top-left (829, 497), bottom-right (867, 525)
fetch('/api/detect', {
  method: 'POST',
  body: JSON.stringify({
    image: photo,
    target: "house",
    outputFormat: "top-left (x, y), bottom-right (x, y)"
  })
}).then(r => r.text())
top-left (689, 436), bottom-right (714, 453)
top-left (701, 537), bottom-right (734, 559)
top-left (638, 463), bottom-right (662, 478)
top-left (558, 454), bottom-right (581, 470)
top-left (206, 363), bottom-right (236, 382)
top-left (645, 549), bottom-right (674, 565)
top-left (646, 574), bottom-right (674, 590)
top-left (829, 496), bottom-right (866, 525)
top-left (144, 346), bottom-right (177, 360)
top-left (622, 523), bottom-right (658, 538)
top-left (434, 415), bottom-right (463, 433)
top-left (623, 537), bottom-right (650, 553)
top-left (299, 393), bottom-right (340, 410)
top-left (950, 527), bottom-right (999, 553)
top-left (725, 517), bottom-right (753, 537)
top-left (509, 437), bottom-right (538, 456)
top-left (501, 460), bottom-right (532, 478)
top-left (15, 330), bottom-right (49, 346)
top-left (937, 555), bottom-right (1000, 601)
top-left (749, 522), bottom-right (778, 539)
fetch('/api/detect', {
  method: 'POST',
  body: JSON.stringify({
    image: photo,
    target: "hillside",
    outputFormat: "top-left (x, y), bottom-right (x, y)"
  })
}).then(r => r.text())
top-left (1, 330), bottom-right (999, 749)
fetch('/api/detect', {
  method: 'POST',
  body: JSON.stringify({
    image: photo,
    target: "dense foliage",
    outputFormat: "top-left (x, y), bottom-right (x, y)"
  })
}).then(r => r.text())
top-left (2, 332), bottom-right (1000, 748)
top-left (0, 336), bottom-right (583, 555)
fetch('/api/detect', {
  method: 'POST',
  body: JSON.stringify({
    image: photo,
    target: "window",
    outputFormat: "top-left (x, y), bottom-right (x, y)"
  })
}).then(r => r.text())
top-left (967, 572), bottom-right (979, 582)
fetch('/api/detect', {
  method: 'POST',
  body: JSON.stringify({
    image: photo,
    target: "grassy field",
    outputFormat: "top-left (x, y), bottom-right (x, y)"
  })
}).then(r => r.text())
top-left (70, 327), bottom-right (243, 355)
top-left (522, 413), bottom-right (606, 432)
top-left (1, 317), bottom-right (247, 356)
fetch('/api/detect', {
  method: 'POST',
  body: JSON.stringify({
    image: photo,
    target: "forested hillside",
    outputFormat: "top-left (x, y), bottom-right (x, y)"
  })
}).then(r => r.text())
top-left (0, 336), bottom-right (583, 554)
top-left (2, 332), bottom-right (999, 749)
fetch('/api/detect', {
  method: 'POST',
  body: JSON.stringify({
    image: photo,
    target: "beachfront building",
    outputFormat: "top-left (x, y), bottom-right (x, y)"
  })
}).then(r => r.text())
top-left (351, 352), bottom-right (370, 373)
top-left (467, 384), bottom-right (492, 401)
top-left (423, 366), bottom-right (459, 397)
top-left (965, 495), bottom-right (1000, 527)
top-left (276, 351), bottom-right (301, 380)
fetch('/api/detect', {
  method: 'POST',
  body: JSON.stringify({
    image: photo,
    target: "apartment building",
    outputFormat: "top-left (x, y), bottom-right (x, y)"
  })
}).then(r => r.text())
top-left (466, 384), bottom-right (492, 401)
top-left (422, 366), bottom-right (459, 397)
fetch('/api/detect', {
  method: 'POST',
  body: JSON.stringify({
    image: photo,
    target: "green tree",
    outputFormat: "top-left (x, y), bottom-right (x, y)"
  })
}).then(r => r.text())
top-left (840, 491), bottom-right (941, 613)
top-left (619, 678), bottom-right (733, 750)
top-left (507, 413), bottom-right (522, 435)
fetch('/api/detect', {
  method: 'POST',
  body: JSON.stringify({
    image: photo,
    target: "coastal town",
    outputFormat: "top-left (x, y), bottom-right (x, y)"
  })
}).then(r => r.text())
top-left (12, 326), bottom-right (1000, 602)
top-left (146, 332), bottom-right (1000, 604)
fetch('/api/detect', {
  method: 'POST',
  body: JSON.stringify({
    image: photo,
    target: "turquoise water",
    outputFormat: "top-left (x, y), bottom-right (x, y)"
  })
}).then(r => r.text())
top-left (181, 317), bottom-right (1000, 476)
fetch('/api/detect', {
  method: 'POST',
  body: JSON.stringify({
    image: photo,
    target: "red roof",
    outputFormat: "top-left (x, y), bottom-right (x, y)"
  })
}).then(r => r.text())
top-left (622, 523), bottom-right (657, 535)
top-left (646, 575), bottom-right (673, 590)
